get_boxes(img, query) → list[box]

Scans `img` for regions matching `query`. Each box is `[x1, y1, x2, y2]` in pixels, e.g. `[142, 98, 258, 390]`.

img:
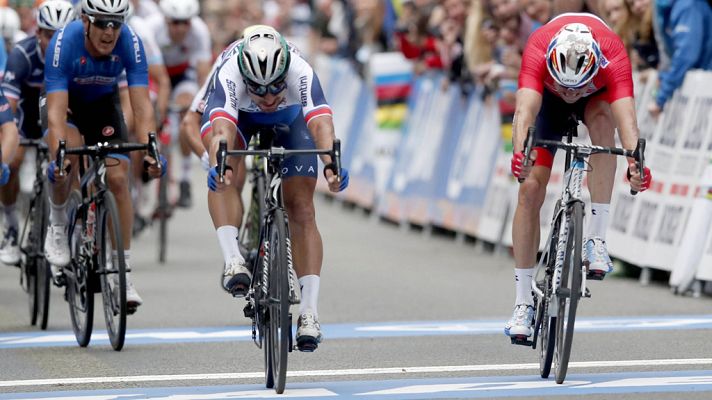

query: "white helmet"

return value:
[37, 0, 76, 31]
[82, 0, 130, 19]
[238, 25, 291, 86]
[0, 7, 20, 42]
[160, 0, 199, 20]
[546, 23, 601, 89]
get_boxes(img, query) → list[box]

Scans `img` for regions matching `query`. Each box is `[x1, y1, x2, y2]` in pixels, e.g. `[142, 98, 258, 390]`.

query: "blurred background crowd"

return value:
[0, 0, 710, 117]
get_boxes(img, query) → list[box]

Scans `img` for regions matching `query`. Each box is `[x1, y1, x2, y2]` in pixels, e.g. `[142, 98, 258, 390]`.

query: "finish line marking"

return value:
[1, 358, 712, 388]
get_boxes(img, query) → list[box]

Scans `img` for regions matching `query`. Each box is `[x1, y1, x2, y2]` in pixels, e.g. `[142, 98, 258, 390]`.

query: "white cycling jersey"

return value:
[128, 15, 163, 66]
[145, 14, 212, 81]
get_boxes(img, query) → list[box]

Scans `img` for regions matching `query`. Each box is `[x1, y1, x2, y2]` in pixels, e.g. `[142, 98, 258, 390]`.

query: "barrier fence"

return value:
[315, 53, 712, 293]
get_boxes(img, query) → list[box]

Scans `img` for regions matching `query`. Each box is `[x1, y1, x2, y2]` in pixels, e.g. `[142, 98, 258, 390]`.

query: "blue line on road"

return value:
[1, 314, 711, 349]
[2, 370, 712, 399]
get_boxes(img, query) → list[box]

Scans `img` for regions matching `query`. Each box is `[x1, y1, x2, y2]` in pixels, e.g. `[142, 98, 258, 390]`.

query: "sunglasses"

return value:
[87, 15, 124, 30]
[169, 19, 191, 26]
[245, 79, 287, 97]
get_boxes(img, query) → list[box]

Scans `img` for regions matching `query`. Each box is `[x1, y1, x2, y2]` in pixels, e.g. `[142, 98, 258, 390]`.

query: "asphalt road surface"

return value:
[1, 168, 711, 399]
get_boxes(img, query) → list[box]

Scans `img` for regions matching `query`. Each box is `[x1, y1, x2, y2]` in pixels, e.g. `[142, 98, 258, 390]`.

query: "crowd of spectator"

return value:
[0, 0, 708, 118]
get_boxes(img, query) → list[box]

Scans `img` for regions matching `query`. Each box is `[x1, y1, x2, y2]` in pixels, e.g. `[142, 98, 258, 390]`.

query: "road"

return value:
[0, 169, 711, 399]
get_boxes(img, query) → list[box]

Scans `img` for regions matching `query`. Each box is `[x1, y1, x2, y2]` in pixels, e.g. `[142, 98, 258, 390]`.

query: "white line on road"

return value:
[1, 358, 712, 388]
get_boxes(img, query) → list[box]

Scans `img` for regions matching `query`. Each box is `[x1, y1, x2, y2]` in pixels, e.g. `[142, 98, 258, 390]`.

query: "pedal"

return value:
[243, 303, 255, 319]
[127, 304, 138, 315]
[510, 335, 533, 346]
[584, 287, 592, 298]
[296, 336, 319, 352]
[586, 270, 606, 280]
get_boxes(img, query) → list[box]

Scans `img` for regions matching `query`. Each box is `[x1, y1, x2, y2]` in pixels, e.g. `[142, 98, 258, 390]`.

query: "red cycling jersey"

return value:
[518, 13, 634, 103]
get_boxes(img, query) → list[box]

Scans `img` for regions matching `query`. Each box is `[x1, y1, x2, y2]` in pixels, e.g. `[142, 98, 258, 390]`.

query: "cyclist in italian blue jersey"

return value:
[42, 0, 164, 310]
[0, 0, 75, 266]
[203, 25, 349, 351]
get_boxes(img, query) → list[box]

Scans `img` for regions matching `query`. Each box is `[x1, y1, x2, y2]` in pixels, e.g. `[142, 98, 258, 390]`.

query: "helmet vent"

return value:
[559, 53, 566, 73]
[575, 56, 585, 74]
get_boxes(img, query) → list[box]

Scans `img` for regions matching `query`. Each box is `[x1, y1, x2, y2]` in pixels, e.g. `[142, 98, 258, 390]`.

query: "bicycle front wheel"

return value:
[35, 183, 51, 330]
[538, 208, 564, 378]
[266, 208, 290, 394]
[553, 201, 584, 384]
[98, 192, 127, 351]
[66, 190, 94, 347]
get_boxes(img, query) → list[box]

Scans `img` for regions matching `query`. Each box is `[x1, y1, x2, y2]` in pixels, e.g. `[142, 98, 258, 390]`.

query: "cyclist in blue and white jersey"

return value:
[43, 0, 164, 310]
[203, 25, 349, 351]
[0, 89, 19, 197]
[0, 0, 75, 266]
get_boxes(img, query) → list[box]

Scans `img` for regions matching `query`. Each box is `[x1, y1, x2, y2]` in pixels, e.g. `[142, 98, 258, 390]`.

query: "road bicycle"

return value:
[516, 122, 645, 384]
[58, 133, 161, 351]
[216, 132, 342, 394]
[17, 139, 51, 329]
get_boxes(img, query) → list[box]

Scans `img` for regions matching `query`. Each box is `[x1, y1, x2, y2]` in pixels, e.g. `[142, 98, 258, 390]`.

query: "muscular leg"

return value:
[512, 163, 552, 269]
[584, 97, 617, 205]
[106, 158, 133, 249]
[283, 176, 321, 278]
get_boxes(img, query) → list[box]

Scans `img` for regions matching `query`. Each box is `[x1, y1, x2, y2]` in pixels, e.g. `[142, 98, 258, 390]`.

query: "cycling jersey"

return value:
[201, 44, 332, 147]
[518, 13, 634, 104]
[189, 39, 241, 114]
[44, 20, 148, 102]
[145, 15, 211, 84]
[128, 15, 164, 66]
[2, 35, 44, 138]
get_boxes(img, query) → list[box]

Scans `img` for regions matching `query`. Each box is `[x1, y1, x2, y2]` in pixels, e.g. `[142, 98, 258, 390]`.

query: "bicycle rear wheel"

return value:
[266, 208, 290, 394]
[157, 171, 169, 264]
[553, 201, 583, 384]
[98, 192, 127, 351]
[66, 190, 94, 347]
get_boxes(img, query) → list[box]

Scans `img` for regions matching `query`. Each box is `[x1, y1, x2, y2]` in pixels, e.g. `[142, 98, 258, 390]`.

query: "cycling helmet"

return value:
[238, 25, 290, 86]
[37, 0, 76, 31]
[0, 7, 20, 41]
[159, 0, 199, 20]
[546, 23, 601, 89]
[81, 0, 130, 18]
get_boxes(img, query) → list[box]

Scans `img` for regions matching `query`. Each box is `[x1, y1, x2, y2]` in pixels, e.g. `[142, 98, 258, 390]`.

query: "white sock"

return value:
[3, 204, 17, 229]
[49, 198, 68, 226]
[588, 203, 610, 240]
[515, 268, 534, 306]
[299, 275, 320, 318]
[181, 157, 192, 182]
[216, 225, 243, 265]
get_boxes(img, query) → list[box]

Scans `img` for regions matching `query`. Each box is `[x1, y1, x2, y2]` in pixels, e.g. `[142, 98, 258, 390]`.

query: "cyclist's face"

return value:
[37, 28, 55, 53]
[248, 91, 286, 113]
[555, 84, 587, 103]
[167, 18, 191, 43]
[82, 15, 122, 57]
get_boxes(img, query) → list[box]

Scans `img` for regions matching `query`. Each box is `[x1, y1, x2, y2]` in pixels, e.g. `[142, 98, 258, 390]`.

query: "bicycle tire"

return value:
[554, 201, 583, 384]
[21, 187, 42, 325]
[157, 171, 168, 264]
[539, 208, 564, 378]
[266, 208, 290, 394]
[66, 190, 94, 347]
[240, 172, 265, 261]
[98, 192, 127, 351]
[36, 184, 51, 330]
[27, 260, 38, 325]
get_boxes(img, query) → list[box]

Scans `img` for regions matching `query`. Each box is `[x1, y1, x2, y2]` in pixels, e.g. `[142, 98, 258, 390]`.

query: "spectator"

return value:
[649, 0, 712, 117]
[395, 0, 443, 74]
[518, 0, 551, 24]
[309, 0, 340, 56]
[628, 0, 658, 71]
[552, 0, 602, 15]
[463, 0, 497, 85]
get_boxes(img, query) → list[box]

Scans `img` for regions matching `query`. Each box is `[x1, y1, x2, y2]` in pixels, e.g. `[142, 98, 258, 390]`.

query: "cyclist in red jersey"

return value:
[505, 13, 652, 341]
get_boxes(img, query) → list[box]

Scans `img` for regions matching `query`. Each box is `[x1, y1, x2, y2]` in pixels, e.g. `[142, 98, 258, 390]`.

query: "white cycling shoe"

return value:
[296, 311, 322, 352]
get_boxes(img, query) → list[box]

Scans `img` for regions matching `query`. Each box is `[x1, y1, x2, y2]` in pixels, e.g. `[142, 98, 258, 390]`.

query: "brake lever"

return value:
[217, 139, 228, 183]
[630, 138, 646, 196]
[518, 127, 535, 183]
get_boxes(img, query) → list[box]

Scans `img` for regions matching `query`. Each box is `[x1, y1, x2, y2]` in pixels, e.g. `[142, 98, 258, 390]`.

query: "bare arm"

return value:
[307, 115, 336, 165]
[149, 63, 171, 124]
[46, 91, 69, 159]
[128, 86, 156, 143]
[196, 60, 212, 88]
[609, 96, 640, 154]
[512, 88, 543, 153]
[180, 110, 207, 157]
[119, 86, 134, 134]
